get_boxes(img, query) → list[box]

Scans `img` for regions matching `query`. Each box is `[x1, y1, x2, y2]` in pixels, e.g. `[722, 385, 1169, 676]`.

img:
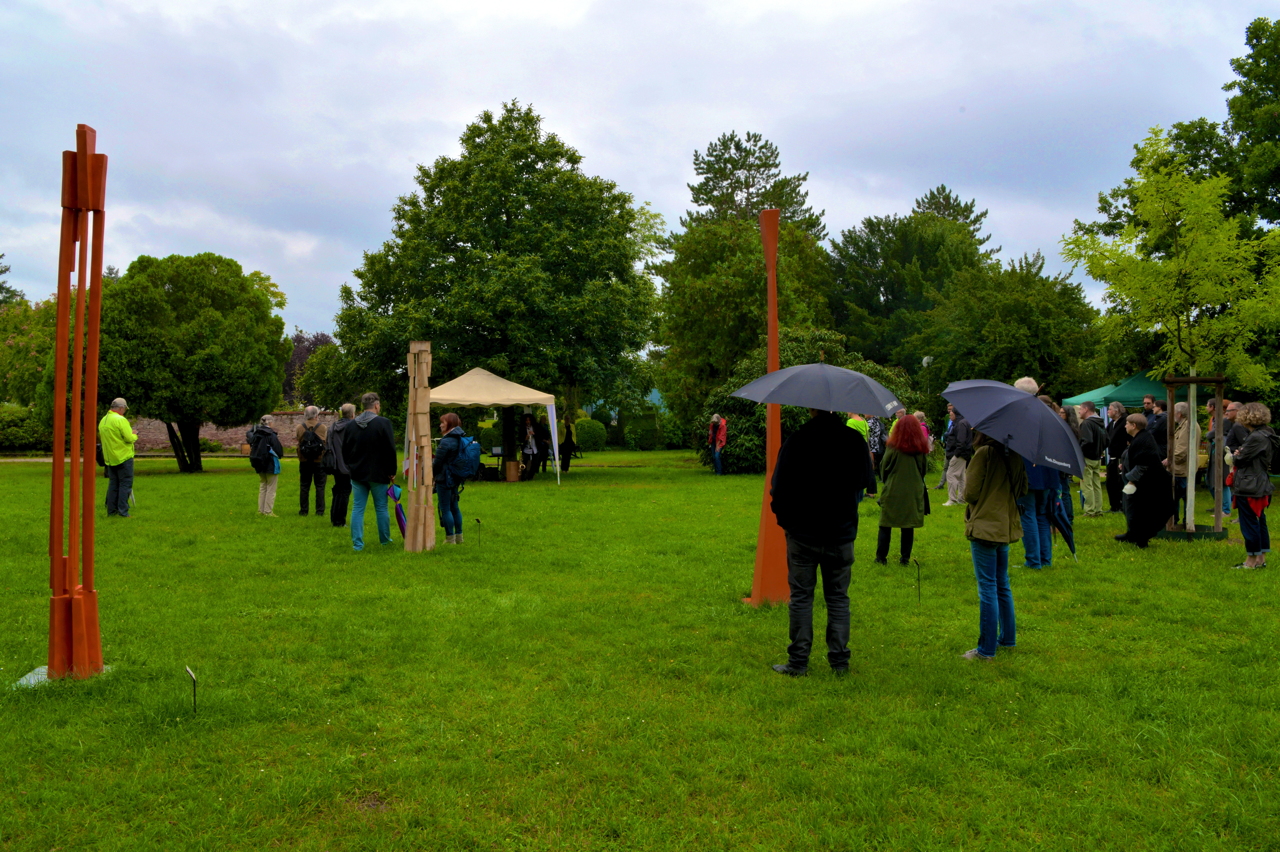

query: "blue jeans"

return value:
[1223, 484, 1233, 515]
[351, 480, 392, 550]
[784, 534, 853, 670]
[1018, 489, 1053, 568]
[712, 448, 723, 475]
[970, 539, 1016, 658]
[1059, 476, 1074, 523]
[437, 486, 462, 536]
[105, 458, 134, 517]
[1239, 500, 1270, 556]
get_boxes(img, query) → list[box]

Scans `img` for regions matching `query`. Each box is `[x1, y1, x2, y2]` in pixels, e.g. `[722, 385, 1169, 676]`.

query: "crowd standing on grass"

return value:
[296, 405, 328, 517]
[343, 392, 397, 551]
[98, 397, 138, 519]
[247, 414, 284, 516]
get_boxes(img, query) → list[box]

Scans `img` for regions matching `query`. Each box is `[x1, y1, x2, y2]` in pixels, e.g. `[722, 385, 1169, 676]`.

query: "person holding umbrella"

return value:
[962, 431, 1029, 660]
[875, 414, 930, 565]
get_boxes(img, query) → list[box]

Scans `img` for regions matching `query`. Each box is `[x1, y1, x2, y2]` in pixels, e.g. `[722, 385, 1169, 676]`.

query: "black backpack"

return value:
[247, 426, 273, 473]
[298, 424, 325, 463]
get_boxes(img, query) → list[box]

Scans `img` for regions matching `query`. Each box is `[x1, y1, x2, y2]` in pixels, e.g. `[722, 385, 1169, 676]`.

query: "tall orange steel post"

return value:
[744, 209, 789, 605]
[48, 125, 108, 680]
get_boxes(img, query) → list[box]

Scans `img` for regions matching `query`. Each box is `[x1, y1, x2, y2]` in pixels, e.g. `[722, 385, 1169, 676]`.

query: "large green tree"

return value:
[910, 253, 1101, 410]
[321, 102, 658, 422]
[829, 206, 990, 371]
[680, 131, 826, 240]
[652, 217, 833, 427]
[1062, 130, 1280, 391]
[97, 253, 290, 472]
[0, 293, 56, 405]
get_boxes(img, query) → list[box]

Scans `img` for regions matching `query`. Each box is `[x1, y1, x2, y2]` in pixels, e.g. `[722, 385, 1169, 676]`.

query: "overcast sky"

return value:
[1, 0, 1271, 333]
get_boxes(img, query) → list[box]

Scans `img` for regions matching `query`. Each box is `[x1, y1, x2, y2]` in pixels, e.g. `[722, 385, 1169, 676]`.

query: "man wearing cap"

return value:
[98, 398, 138, 518]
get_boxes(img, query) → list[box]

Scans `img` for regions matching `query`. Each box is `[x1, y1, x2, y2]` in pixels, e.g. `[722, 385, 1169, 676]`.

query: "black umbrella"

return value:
[941, 380, 1086, 477]
[731, 362, 902, 417]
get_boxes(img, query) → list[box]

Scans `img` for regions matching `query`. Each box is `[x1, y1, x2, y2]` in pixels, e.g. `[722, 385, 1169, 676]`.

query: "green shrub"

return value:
[0, 404, 52, 452]
[575, 418, 606, 452]
[657, 410, 692, 450]
[625, 413, 660, 451]
[199, 438, 223, 454]
[479, 426, 501, 454]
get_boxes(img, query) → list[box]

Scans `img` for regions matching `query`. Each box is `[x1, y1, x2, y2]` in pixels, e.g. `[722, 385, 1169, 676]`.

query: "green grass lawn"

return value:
[1, 450, 1277, 850]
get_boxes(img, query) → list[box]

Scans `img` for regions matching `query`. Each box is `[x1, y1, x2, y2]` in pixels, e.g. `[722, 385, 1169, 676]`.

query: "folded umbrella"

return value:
[387, 483, 407, 537]
[941, 380, 1085, 477]
[1046, 489, 1077, 559]
[731, 362, 902, 417]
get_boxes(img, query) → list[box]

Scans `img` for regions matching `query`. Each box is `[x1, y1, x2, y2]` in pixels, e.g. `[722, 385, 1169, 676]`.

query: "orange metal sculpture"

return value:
[744, 209, 789, 605]
[48, 124, 108, 679]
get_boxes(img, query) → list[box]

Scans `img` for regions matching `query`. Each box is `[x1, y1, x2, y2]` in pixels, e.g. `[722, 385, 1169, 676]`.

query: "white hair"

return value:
[260, 414, 274, 426]
[304, 405, 319, 419]
[1013, 377, 1038, 394]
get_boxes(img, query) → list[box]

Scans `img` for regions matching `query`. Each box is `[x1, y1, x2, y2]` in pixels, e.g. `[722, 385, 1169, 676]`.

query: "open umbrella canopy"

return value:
[731, 362, 902, 417]
[942, 380, 1086, 477]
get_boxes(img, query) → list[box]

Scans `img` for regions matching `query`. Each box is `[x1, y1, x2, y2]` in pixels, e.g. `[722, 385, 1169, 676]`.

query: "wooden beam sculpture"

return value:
[744, 209, 789, 605]
[49, 124, 108, 679]
[404, 341, 436, 552]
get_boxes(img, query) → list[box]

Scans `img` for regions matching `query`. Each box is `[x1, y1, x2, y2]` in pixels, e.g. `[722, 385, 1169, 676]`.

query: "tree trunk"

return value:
[166, 422, 193, 473]
[179, 420, 204, 472]
[502, 406, 517, 464]
[563, 385, 580, 445]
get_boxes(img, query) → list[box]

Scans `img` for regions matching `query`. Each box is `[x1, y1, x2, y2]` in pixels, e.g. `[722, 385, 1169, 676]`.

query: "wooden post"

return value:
[745, 209, 789, 606]
[403, 342, 435, 552]
[1214, 382, 1224, 533]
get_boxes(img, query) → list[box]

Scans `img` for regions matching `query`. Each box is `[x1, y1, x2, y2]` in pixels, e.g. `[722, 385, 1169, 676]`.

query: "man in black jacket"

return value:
[1077, 401, 1107, 517]
[1105, 401, 1130, 513]
[1148, 400, 1169, 459]
[769, 409, 873, 677]
[342, 392, 398, 551]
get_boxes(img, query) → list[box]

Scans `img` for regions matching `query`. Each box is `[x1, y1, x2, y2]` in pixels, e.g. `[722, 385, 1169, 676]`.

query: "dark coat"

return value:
[1107, 417, 1131, 462]
[1148, 411, 1168, 455]
[771, 412, 873, 545]
[878, 447, 927, 528]
[433, 426, 465, 488]
[325, 417, 353, 475]
[944, 418, 974, 460]
[343, 410, 397, 484]
[1233, 426, 1279, 498]
[1079, 415, 1107, 461]
[247, 425, 284, 475]
[1122, 429, 1173, 541]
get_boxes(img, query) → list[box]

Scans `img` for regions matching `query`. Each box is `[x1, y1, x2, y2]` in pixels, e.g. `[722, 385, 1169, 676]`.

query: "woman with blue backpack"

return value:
[434, 412, 467, 544]
[247, 414, 285, 516]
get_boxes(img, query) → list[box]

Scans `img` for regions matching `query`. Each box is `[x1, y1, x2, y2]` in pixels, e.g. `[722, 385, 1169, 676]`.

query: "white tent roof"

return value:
[429, 367, 554, 408]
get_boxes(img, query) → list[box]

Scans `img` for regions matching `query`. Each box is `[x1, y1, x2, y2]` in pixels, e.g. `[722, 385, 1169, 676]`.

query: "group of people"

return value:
[767, 378, 1278, 675]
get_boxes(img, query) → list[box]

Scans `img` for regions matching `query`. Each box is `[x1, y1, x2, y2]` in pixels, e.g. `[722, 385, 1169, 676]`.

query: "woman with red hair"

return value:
[875, 414, 931, 564]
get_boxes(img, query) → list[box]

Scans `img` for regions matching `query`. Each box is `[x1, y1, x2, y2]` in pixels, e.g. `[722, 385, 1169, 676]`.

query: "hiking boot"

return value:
[771, 663, 808, 677]
[455, 534, 464, 544]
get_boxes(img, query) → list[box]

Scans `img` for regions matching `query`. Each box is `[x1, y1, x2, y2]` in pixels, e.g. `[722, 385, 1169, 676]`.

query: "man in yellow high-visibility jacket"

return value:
[98, 398, 138, 518]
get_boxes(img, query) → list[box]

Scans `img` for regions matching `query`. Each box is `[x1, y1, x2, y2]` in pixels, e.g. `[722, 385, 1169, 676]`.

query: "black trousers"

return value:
[1105, 458, 1125, 512]
[300, 460, 327, 514]
[330, 472, 351, 526]
[785, 534, 853, 670]
[876, 526, 915, 563]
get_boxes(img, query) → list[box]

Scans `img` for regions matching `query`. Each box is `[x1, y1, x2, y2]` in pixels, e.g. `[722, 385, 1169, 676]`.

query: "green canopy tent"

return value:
[1101, 372, 1185, 408]
[1061, 383, 1119, 407]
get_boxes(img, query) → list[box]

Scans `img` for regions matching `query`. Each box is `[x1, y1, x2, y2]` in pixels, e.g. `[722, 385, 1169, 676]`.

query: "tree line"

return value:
[2, 17, 1278, 473]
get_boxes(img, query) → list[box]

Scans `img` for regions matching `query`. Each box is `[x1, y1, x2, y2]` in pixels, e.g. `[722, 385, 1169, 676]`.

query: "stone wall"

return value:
[133, 410, 341, 452]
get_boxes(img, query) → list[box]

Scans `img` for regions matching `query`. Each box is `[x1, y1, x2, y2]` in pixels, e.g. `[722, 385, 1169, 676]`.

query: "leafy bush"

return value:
[575, 418, 606, 452]
[199, 438, 223, 454]
[657, 409, 693, 450]
[479, 426, 501, 454]
[0, 403, 52, 452]
[625, 413, 660, 451]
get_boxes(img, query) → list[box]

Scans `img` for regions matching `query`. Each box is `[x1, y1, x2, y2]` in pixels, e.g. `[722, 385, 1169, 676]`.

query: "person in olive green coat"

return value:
[876, 414, 931, 565]
[961, 431, 1030, 660]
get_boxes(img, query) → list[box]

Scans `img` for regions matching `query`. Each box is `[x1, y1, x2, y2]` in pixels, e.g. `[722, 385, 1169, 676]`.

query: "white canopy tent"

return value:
[428, 367, 561, 484]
